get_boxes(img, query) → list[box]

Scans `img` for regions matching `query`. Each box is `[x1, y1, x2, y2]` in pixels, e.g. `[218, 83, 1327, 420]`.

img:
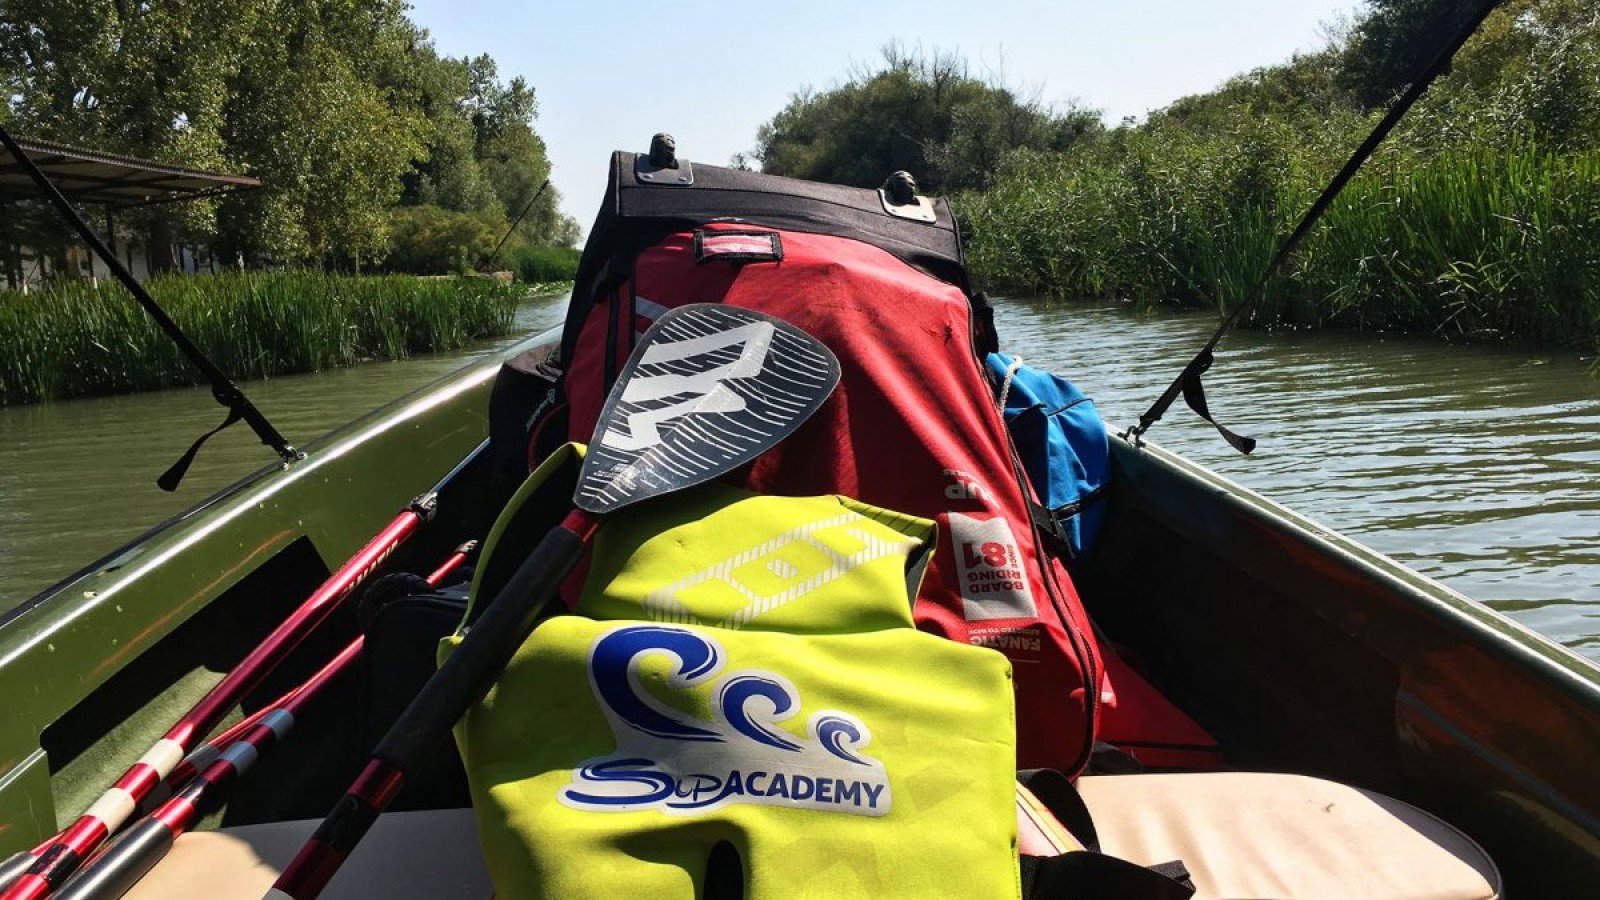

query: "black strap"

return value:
[1177, 349, 1256, 454]
[1027, 502, 1074, 560]
[155, 406, 243, 492]
[0, 125, 302, 488]
[1018, 769, 1100, 851]
[1021, 852, 1195, 900]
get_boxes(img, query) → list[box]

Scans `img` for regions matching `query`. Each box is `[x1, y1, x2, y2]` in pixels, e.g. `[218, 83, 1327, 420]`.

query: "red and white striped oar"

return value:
[51, 539, 480, 900]
[52, 640, 362, 900]
[0, 442, 487, 900]
[269, 304, 841, 899]
[133, 542, 476, 820]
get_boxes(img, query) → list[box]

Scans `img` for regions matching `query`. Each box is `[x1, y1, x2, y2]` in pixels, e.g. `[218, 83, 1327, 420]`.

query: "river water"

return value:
[2, 292, 1597, 663]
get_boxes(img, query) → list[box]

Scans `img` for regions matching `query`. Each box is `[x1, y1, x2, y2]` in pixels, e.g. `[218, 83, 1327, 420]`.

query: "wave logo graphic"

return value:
[560, 625, 890, 818]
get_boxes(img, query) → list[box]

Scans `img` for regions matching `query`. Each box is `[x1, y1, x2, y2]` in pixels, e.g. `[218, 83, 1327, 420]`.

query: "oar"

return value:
[267, 302, 841, 900]
[424, 541, 478, 586]
[0, 441, 490, 900]
[51, 640, 362, 900]
[51, 535, 487, 900]
[135, 541, 477, 818]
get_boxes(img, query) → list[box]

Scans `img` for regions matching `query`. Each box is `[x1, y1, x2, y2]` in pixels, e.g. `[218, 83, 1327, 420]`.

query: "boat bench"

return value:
[1076, 772, 1500, 900]
[123, 772, 1500, 899]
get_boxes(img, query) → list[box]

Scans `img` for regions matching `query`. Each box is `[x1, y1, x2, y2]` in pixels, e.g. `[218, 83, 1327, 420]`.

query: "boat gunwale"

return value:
[0, 327, 560, 636]
[1109, 429, 1600, 710]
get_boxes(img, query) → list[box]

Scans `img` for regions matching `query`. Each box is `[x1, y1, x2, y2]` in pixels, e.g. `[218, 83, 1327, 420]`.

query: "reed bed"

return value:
[0, 272, 522, 405]
[962, 136, 1600, 352]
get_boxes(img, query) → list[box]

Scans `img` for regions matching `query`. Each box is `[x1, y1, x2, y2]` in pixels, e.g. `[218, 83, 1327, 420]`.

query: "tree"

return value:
[752, 45, 1100, 195]
[1, 0, 577, 270]
[1337, 0, 1482, 108]
[386, 43, 575, 251]
[216, 0, 422, 266]
[1, 0, 259, 268]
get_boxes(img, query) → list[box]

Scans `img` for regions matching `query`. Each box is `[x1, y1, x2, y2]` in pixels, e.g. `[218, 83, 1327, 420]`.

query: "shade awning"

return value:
[0, 137, 261, 209]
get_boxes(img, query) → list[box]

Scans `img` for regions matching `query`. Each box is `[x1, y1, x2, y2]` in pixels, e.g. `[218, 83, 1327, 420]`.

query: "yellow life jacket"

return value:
[449, 444, 1020, 899]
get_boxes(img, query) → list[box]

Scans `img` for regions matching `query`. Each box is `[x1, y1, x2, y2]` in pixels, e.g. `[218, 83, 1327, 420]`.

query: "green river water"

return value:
[2, 291, 1596, 662]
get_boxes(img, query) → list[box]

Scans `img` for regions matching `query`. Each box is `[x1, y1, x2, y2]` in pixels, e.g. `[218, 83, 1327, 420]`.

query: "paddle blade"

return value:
[577, 303, 839, 514]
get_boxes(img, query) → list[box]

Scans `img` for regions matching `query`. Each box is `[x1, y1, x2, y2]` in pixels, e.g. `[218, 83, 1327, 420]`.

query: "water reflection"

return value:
[0, 292, 571, 605]
[993, 297, 1600, 660]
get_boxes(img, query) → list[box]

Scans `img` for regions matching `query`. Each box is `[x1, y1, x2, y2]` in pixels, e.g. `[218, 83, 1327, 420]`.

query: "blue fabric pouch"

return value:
[985, 352, 1111, 563]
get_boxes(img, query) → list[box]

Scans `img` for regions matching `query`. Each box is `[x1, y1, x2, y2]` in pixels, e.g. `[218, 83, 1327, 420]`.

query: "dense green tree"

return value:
[0, 0, 259, 267]
[214, 0, 422, 267]
[1337, 0, 1484, 108]
[752, 45, 1099, 194]
[1, 0, 576, 272]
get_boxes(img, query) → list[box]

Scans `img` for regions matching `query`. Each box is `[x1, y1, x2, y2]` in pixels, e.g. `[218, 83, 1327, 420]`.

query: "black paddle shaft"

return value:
[272, 304, 840, 900]
[372, 520, 587, 769]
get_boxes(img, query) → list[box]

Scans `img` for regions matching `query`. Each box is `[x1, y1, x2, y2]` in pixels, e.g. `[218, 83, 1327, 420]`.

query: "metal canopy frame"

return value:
[0, 137, 260, 209]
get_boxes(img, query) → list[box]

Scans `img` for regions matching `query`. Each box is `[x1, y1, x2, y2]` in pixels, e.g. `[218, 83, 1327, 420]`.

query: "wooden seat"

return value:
[122, 773, 1502, 899]
[1076, 772, 1502, 900]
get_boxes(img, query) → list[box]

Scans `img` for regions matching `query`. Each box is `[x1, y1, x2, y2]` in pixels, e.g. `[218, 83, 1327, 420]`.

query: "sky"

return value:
[406, 0, 1360, 233]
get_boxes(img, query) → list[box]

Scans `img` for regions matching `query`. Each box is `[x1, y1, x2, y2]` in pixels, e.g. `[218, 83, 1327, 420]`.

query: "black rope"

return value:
[1129, 0, 1507, 452]
[0, 124, 302, 489]
[478, 178, 551, 272]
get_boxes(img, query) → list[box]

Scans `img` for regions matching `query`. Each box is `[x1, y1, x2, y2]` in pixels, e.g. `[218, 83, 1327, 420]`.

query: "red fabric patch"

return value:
[694, 229, 783, 263]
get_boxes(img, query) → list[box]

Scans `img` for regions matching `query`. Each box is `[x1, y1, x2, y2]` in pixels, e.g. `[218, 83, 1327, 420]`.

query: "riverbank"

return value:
[0, 272, 556, 405]
[4, 294, 1593, 660]
[960, 137, 1600, 353]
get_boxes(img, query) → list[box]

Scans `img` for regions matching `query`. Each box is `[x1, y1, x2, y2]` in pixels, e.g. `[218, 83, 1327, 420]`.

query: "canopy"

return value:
[0, 137, 260, 209]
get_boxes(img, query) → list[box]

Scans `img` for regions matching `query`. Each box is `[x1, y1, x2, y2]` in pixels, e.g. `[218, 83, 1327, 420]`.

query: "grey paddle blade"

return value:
[575, 303, 839, 515]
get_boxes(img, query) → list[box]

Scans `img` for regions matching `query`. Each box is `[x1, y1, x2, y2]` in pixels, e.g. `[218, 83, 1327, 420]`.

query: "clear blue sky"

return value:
[407, 0, 1359, 233]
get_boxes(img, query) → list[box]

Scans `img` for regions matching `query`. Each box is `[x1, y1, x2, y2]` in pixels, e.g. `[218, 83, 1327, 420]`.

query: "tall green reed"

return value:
[963, 130, 1600, 353]
[0, 272, 523, 405]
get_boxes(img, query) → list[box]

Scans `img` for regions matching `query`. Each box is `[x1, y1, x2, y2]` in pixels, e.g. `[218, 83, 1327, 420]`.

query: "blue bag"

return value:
[984, 352, 1111, 563]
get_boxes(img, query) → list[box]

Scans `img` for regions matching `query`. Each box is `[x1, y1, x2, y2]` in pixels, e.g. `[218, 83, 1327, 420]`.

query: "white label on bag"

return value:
[949, 512, 1037, 620]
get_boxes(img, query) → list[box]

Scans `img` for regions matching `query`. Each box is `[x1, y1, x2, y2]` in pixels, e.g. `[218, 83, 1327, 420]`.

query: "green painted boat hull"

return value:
[0, 329, 553, 847]
[1, 329, 1597, 897]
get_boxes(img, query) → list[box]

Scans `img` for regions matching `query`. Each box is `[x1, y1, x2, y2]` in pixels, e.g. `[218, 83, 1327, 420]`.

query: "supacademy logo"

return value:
[560, 625, 891, 817]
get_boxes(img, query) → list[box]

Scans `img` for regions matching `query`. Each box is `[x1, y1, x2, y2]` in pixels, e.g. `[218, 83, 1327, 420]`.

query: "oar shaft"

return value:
[5, 441, 488, 900]
[269, 513, 593, 900]
[424, 541, 478, 587]
[53, 641, 362, 900]
[172, 512, 420, 748]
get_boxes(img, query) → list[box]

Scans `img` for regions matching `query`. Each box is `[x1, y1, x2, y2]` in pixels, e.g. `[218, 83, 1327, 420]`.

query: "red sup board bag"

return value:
[545, 149, 1101, 772]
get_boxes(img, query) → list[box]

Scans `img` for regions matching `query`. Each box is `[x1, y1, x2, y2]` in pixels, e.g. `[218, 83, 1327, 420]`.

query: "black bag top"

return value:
[565, 148, 970, 368]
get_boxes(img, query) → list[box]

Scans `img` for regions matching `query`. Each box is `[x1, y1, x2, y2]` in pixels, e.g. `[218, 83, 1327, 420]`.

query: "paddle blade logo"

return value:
[560, 625, 891, 818]
[576, 304, 840, 515]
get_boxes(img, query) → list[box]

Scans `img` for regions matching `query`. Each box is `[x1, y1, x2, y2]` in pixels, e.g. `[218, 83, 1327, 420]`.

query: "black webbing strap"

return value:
[1017, 769, 1196, 900]
[1128, 0, 1507, 454]
[1018, 769, 1100, 850]
[156, 403, 242, 491]
[1021, 852, 1195, 900]
[0, 124, 302, 489]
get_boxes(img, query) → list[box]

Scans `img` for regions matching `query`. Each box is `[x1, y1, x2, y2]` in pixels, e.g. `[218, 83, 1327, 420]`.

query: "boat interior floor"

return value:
[126, 772, 1500, 900]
